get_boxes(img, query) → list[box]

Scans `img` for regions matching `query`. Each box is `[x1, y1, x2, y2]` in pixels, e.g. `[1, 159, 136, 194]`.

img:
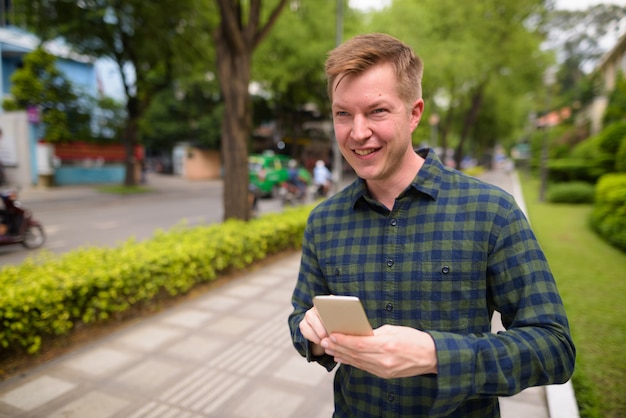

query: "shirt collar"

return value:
[349, 148, 442, 209]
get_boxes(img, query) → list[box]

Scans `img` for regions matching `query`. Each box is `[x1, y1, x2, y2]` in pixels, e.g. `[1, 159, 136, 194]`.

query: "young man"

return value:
[288, 33, 575, 417]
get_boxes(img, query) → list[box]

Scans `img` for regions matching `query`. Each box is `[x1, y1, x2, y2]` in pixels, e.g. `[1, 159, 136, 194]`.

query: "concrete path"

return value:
[0, 169, 578, 417]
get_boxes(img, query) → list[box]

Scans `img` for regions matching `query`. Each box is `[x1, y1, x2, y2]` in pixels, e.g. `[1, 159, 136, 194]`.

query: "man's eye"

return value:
[372, 108, 386, 114]
[336, 111, 349, 117]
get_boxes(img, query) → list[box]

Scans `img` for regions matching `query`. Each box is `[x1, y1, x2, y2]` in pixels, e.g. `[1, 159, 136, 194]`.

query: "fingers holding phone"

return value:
[299, 306, 329, 356]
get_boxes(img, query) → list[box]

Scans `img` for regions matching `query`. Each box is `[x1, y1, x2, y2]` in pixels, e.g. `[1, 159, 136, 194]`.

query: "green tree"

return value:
[213, 0, 288, 221]
[367, 0, 550, 165]
[2, 47, 91, 142]
[603, 72, 626, 126]
[546, 3, 626, 106]
[13, 0, 211, 186]
[140, 76, 224, 153]
[252, 0, 342, 160]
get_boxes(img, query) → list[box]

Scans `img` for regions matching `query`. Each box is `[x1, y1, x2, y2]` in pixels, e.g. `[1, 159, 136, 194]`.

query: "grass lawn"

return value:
[519, 172, 626, 418]
[96, 184, 154, 195]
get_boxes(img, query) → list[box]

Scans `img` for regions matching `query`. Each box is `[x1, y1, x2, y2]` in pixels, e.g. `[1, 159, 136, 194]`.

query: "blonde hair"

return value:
[325, 33, 423, 108]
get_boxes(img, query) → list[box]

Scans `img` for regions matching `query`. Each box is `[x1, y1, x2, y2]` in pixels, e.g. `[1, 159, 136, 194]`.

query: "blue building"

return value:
[0, 26, 97, 103]
[0, 25, 104, 188]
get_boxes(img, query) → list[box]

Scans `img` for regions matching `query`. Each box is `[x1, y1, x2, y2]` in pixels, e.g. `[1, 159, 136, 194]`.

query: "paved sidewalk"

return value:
[0, 169, 578, 417]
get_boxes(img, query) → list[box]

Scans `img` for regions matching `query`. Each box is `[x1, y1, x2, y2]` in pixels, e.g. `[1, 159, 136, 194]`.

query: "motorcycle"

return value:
[279, 181, 307, 206]
[0, 189, 46, 249]
[314, 180, 333, 199]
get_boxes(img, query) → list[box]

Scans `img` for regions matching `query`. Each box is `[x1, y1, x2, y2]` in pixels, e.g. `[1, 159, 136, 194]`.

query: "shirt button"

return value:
[386, 258, 394, 267]
[390, 218, 397, 226]
[442, 265, 450, 274]
[387, 392, 395, 402]
[386, 303, 393, 312]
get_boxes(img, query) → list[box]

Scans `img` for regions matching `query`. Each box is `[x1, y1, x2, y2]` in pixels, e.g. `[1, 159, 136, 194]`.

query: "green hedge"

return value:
[547, 182, 595, 204]
[590, 174, 626, 252]
[547, 159, 598, 183]
[0, 204, 314, 355]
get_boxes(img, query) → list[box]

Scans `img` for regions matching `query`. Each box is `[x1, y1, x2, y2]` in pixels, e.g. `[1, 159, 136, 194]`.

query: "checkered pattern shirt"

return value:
[288, 149, 575, 417]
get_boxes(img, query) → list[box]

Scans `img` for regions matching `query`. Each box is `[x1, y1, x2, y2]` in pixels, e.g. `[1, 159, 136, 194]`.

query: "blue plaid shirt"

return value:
[288, 149, 575, 417]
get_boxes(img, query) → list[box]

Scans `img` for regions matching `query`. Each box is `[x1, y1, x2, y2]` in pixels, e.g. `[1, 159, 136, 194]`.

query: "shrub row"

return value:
[590, 174, 626, 252]
[0, 204, 314, 355]
[547, 182, 595, 204]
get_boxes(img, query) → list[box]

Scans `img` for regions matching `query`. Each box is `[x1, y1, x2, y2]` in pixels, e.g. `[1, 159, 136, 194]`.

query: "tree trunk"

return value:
[123, 97, 140, 186]
[454, 87, 484, 169]
[216, 32, 253, 221]
[213, 0, 288, 221]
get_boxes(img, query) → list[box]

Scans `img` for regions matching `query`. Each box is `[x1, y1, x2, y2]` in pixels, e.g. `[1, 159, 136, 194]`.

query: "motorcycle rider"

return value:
[313, 160, 333, 197]
[286, 159, 307, 200]
[0, 190, 22, 236]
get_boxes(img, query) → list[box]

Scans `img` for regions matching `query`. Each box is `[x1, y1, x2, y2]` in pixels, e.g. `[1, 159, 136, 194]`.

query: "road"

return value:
[0, 176, 287, 267]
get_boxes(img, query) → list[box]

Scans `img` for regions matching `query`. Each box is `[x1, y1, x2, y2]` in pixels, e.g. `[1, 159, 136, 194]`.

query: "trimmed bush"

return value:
[547, 182, 595, 204]
[0, 204, 314, 355]
[547, 159, 597, 183]
[598, 121, 626, 155]
[590, 174, 626, 252]
[616, 138, 626, 172]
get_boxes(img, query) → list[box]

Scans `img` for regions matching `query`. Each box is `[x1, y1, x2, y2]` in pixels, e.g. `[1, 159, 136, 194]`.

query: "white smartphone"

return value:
[313, 295, 373, 336]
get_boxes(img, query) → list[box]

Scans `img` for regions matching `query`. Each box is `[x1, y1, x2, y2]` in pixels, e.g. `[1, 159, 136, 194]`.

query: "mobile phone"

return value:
[313, 295, 373, 336]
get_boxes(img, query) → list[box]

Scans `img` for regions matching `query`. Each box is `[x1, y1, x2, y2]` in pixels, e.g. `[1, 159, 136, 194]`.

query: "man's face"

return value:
[331, 63, 423, 184]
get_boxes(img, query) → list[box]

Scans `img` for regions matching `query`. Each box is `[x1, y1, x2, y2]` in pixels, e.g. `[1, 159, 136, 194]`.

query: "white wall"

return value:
[0, 111, 33, 188]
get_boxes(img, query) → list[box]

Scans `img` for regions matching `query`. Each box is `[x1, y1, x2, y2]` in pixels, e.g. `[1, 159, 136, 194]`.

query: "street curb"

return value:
[510, 171, 579, 418]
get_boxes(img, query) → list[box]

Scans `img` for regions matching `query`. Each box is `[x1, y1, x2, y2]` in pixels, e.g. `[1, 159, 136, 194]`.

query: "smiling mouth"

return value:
[354, 149, 377, 156]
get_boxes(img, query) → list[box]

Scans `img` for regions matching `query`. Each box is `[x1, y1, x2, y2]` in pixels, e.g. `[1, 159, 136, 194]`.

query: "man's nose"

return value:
[351, 114, 372, 141]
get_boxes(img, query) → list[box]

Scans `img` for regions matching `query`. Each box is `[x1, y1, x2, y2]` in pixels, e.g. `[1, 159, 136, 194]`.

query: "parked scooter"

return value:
[0, 189, 46, 249]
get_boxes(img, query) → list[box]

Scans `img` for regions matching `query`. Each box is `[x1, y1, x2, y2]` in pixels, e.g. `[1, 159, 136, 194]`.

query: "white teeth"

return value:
[354, 149, 375, 156]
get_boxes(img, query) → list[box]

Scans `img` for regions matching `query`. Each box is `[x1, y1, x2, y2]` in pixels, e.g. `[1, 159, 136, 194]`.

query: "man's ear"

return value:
[410, 99, 425, 132]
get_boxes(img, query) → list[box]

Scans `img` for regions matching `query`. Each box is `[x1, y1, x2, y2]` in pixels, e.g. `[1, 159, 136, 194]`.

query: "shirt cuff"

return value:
[305, 339, 337, 371]
[426, 331, 476, 416]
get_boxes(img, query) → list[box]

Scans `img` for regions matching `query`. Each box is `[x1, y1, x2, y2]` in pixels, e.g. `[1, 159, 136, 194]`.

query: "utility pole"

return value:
[539, 68, 556, 203]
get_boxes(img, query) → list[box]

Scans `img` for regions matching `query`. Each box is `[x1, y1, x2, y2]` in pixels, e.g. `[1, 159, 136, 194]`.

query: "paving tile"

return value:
[222, 283, 266, 298]
[204, 316, 256, 336]
[0, 375, 75, 411]
[114, 359, 182, 391]
[248, 272, 288, 287]
[238, 300, 284, 317]
[164, 335, 224, 361]
[47, 390, 130, 418]
[132, 368, 248, 416]
[194, 294, 241, 312]
[208, 341, 283, 377]
[65, 347, 140, 377]
[160, 309, 214, 328]
[113, 325, 184, 352]
[273, 355, 330, 386]
[232, 386, 304, 418]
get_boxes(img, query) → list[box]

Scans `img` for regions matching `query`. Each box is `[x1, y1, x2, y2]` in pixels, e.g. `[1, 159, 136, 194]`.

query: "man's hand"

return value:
[320, 325, 438, 379]
[299, 307, 329, 357]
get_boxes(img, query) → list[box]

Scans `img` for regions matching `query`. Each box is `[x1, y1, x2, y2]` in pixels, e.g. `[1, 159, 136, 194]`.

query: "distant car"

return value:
[249, 151, 311, 198]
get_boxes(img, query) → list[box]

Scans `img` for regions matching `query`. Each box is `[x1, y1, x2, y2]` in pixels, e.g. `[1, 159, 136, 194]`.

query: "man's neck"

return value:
[366, 152, 425, 210]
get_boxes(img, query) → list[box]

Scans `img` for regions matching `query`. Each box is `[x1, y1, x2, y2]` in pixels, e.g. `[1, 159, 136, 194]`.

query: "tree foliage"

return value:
[361, 0, 550, 165]
[2, 47, 92, 142]
[139, 76, 224, 152]
[603, 72, 626, 126]
[12, 0, 210, 185]
[545, 3, 626, 110]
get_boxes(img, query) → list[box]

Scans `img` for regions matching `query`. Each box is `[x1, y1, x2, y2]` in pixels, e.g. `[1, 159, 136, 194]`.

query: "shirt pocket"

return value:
[322, 263, 374, 303]
[410, 260, 486, 333]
